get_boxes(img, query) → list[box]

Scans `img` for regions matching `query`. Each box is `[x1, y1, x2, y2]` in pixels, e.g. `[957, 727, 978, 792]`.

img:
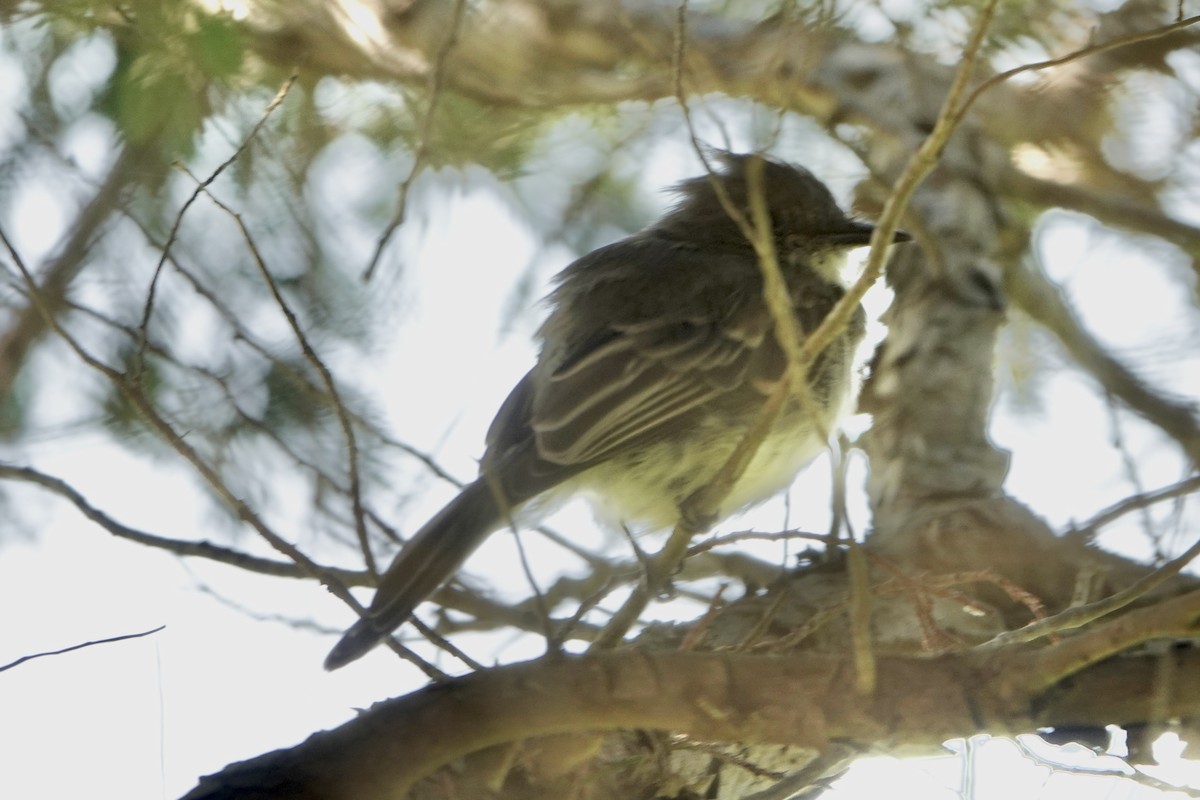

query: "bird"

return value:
[325, 152, 909, 670]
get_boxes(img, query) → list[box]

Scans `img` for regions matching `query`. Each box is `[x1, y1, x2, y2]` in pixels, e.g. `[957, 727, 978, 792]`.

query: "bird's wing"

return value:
[530, 294, 786, 465]
[485, 369, 536, 459]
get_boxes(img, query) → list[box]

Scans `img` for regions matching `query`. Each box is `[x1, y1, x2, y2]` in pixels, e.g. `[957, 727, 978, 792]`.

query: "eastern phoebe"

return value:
[325, 153, 908, 670]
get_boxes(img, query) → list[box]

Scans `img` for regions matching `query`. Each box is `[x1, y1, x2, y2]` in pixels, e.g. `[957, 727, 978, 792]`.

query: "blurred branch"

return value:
[687, 529, 829, 557]
[1024, 586, 1200, 690]
[0, 226, 365, 611]
[189, 178, 378, 578]
[363, 0, 468, 281]
[997, 167, 1200, 260]
[136, 73, 298, 376]
[1071, 473, 1200, 540]
[0, 144, 158, 400]
[954, 13, 1200, 130]
[1006, 262, 1200, 463]
[979, 531, 1200, 654]
[51, 292, 403, 546]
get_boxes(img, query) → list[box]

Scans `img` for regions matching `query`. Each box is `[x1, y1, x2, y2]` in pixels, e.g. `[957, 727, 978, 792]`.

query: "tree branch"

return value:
[179, 645, 1200, 800]
[1006, 261, 1200, 463]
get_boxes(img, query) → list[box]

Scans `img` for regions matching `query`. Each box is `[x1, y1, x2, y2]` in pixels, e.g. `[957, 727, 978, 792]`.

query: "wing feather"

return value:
[532, 299, 785, 465]
[485, 236, 832, 473]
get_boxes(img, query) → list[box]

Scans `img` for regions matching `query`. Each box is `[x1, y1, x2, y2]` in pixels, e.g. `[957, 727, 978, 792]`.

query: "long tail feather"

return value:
[324, 479, 502, 670]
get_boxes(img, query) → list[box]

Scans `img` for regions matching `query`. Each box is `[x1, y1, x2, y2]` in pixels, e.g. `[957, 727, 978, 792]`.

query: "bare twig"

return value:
[979, 532, 1200, 652]
[0, 461, 364, 584]
[1020, 587, 1200, 695]
[188, 178, 378, 578]
[1071, 474, 1200, 540]
[670, 738, 786, 780]
[0, 144, 154, 399]
[408, 617, 486, 673]
[376, 432, 467, 487]
[362, 0, 468, 281]
[0, 626, 165, 673]
[817, 0, 1001, 370]
[136, 73, 298, 377]
[953, 14, 1200, 130]
[734, 586, 792, 652]
[1007, 262, 1200, 463]
[686, 529, 829, 558]
[1107, 399, 1165, 560]
[740, 744, 857, 800]
[44, 292, 405, 547]
[805, 0, 1009, 690]
[508, 524, 556, 647]
[0, 226, 362, 614]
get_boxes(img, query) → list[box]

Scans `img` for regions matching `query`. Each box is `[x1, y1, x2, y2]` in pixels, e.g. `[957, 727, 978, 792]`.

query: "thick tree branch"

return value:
[181, 644, 1200, 800]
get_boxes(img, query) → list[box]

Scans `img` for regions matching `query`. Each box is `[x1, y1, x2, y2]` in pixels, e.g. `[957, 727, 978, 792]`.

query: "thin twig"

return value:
[0, 626, 165, 673]
[686, 529, 829, 557]
[408, 617, 486, 673]
[1107, 398, 1164, 560]
[509, 525, 556, 649]
[1071, 474, 1200, 540]
[1007, 262, 1200, 463]
[670, 738, 787, 781]
[0, 226, 362, 614]
[376, 433, 467, 487]
[734, 586, 791, 652]
[804, 0, 1002, 377]
[363, 0, 468, 282]
[978, 532, 1200, 651]
[953, 14, 1200, 131]
[740, 744, 857, 800]
[0, 462, 364, 584]
[135, 73, 297, 377]
[186, 177, 378, 579]
[548, 576, 622, 648]
[53, 292, 405, 547]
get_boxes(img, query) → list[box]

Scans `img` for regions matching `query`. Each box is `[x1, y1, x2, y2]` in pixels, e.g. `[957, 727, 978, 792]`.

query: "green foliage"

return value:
[101, 342, 163, 439]
[191, 10, 244, 78]
[395, 90, 546, 179]
[261, 359, 326, 431]
[92, 1, 248, 155]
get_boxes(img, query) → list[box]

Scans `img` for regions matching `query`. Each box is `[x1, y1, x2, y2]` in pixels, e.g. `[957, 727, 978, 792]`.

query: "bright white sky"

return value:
[1, 33, 1199, 800]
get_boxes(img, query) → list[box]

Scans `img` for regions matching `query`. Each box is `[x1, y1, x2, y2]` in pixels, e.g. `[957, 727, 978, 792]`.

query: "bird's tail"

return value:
[324, 478, 504, 671]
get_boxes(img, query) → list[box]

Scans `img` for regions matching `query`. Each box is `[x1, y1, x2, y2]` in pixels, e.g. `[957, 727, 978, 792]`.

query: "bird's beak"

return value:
[817, 221, 911, 247]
